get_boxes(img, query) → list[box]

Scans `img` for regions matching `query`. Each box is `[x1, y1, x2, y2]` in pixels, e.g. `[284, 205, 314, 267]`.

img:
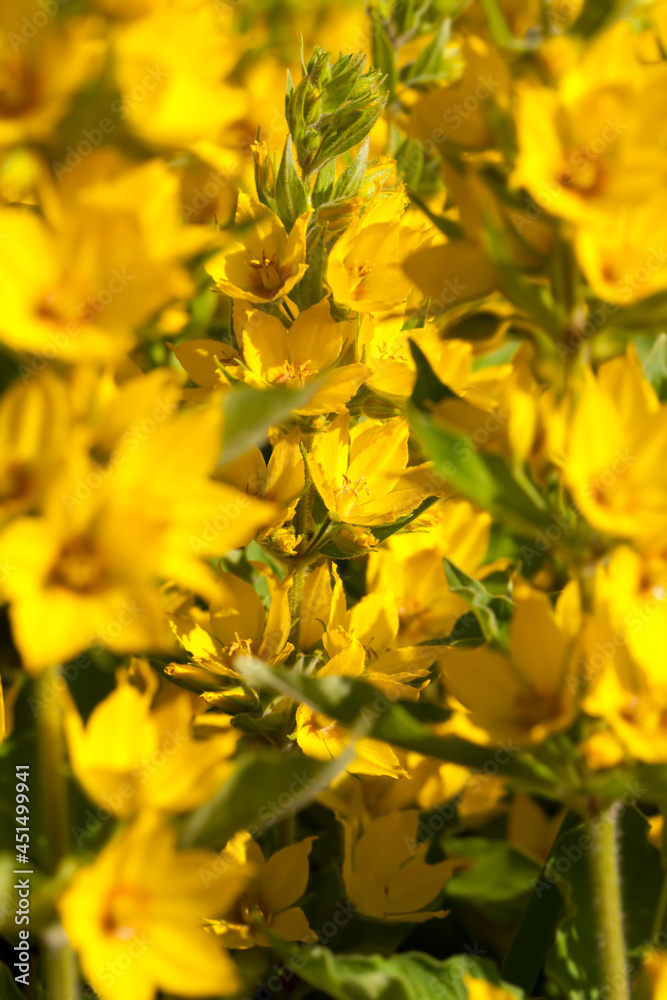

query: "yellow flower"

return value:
[308, 414, 435, 526]
[341, 810, 463, 921]
[511, 21, 667, 227]
[295, 638, 409, 779]
[0, 404, 274, 671]
[440, 581, 582, 745]
[232, 298, 366, 414]
[327, 191, 423, 314]
[0, 370, 69, 527]
[206, 194, 310, 303]
[0, 156, 213, 360]
[169, 565, 293, 683]
[463, 976, 519, 1000]
[207, 831, 316, 947]
[171, 338, 238, 400]
[324, 580, 436, 699]
[112, 1, 247, 146]
[63, 661, 237, 816]
[581, 618, 667, 763]
[508, 794, 566, 863]
[367, 499, 491, 644]
[357, 320, 502, 402]
[574, 198, 667, 305]
[564, 349, 667, 543]
[58, 812, 245, 1000]
[0, 8, 105, 147]
[401, 35, 510, 152]
[594, 544, 667, 690]
[217, 428, 305, 534]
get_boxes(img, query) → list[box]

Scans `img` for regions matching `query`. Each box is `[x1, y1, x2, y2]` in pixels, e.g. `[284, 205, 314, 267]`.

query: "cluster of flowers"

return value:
[3, 1, 667, 999]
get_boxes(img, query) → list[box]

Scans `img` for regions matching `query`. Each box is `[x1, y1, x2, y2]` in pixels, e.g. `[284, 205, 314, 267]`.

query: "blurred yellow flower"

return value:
[440, 581, 582, 745]
[59, 811, 245, 1000]
[63, 662, 237, 816]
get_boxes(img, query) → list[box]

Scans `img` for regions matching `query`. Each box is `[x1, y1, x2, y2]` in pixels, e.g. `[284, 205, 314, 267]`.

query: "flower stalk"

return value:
[588, 803, 629, 1000]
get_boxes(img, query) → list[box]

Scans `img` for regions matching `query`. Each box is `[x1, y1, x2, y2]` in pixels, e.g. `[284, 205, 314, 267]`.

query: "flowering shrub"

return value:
[2, 1, 667, 999]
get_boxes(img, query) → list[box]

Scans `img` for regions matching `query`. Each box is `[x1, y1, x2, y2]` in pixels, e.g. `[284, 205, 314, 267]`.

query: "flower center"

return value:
[248, 250, 283, 292]
[49, 536, 107, 594]
[273, 359, 317, 387]
[348, 259, 374, 279]
[333, 473, 370, 501]
[101, 885, 150, 940]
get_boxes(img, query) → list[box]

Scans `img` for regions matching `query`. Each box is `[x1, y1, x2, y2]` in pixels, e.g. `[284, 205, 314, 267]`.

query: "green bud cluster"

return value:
[286, 46, 387, 180]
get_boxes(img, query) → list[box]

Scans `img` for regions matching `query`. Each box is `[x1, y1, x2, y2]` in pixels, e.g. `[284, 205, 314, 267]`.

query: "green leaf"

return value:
[405, 17, 452, 86]
[570, 0, 630, 38]
[604, 288, 667, 330]
[409, 338, 460, 409]
[483, 217, 563, 338]
[371, 14, 399, 101]
[443, 837, 541, 924]
[179, 747, 352, 849]
[501, 810, 576, 992]
[291, 228, 328, 311]
[220, 383, 316, 463]
[332, 136, 370, 201]
[265, 942, 526, 1000]
[638, 332, 667, 401]
[443, 558, 513, 649]
[275, 136, 310, 232]
[311, 160, 337, 207]
[408, 190, 465, 240]
[236, 658, 559, 792]
[409, 406, 552, 537]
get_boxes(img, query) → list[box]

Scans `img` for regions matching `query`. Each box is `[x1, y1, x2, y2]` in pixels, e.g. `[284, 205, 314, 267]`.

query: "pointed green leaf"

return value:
[264, 941, 526, 1000]
[311, 160, 337, 207]
[371, 14, 399, 100]
[409, 406, 552, 537]
[409, 338, 459, 409]
[405, 17, 452, 86]
[179, 747, 350, 849]
[220, 382, 317, 463]
[332, 136, 370, 201]
[276, 135, 310, 232]
[638, 332, 667, 401]
[443, 558, 513, 648]
[236, 658, 560, 791]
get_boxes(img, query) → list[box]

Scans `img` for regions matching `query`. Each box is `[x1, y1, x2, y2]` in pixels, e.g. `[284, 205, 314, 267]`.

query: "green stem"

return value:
[588, 804, 629, 1000]
[300, 514, 331, 559]
[288, 561, 307, 658]
[42, 923, 80, 1000]
[36, 667, 69, 873]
